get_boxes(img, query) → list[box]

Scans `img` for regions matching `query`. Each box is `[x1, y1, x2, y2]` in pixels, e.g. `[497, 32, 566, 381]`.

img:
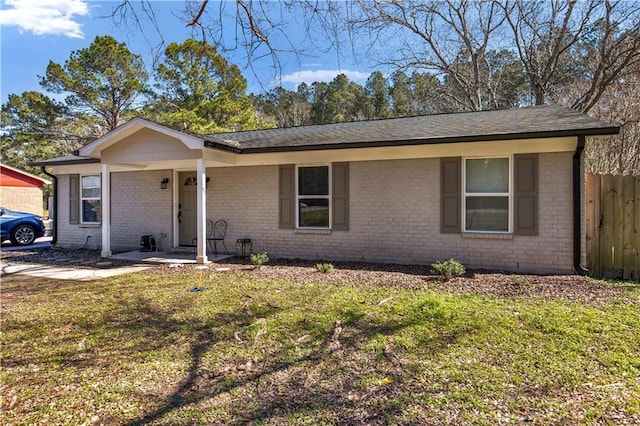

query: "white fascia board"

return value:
[231, 136, 578, 167]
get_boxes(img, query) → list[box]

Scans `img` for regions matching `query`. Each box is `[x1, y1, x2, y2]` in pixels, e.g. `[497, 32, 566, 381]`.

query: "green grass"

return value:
[2, 269, 639, 425]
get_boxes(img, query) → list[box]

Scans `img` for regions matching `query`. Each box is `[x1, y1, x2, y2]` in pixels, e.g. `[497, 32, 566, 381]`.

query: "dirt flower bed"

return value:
[206, 258, 637, 303]
[2, 246, 636, 302]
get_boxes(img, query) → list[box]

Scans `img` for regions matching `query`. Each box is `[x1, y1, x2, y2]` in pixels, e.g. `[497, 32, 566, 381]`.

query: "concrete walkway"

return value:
[0, 262, 153, 281]
[1, 251, 234, 281]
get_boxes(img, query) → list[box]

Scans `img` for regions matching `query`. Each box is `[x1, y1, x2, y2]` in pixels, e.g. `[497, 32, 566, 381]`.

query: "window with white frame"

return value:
[297, 165, 330, 228]
[464, 157, 510, 232]
[81, 175, 101, 224]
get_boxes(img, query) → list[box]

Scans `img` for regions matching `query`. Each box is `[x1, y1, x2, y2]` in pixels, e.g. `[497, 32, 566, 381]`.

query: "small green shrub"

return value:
[431, 258, 466, 281]
[250, 252, 269, 267]
[315, 262, 335, 274]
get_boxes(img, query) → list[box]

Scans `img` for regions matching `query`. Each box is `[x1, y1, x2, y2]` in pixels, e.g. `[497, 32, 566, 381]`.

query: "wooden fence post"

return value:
[633, 176, 640, 281]
[585, 174, 600, 276]
[613, 175, 625, 277]
[622, 176, 635, 280]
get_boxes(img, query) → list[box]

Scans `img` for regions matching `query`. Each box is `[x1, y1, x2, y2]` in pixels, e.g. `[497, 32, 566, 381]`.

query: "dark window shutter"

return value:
[332, 162, 349, 231]
[514, 154, 538, 235]
[441, 157, 461, 233]
[279, 164, 295, 229]
[69, 174, 79, 225]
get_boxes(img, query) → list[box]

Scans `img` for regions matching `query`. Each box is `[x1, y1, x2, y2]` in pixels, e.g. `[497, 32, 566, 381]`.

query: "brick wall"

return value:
[1, 186, 44, 215]
[56, 171, 173, 251]
[56, 174, 102, 249]
[110, 170, 173, 251]
[206, 152, 574, 274]
[55, 151, 575, 273]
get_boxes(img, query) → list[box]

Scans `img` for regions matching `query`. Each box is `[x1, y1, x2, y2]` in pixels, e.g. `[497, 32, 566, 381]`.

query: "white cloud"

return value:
[279, 69, 371, 87]
[0, 0, 89, 38]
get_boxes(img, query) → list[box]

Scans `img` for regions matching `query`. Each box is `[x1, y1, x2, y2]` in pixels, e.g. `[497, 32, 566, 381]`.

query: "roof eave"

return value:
[203, 140, 243, 154]
[31, 157, 101, 167]
[235, 126, 621, 154]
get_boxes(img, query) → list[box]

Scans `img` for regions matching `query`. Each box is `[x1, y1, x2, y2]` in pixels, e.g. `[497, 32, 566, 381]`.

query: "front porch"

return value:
[73, 120, 236, 265]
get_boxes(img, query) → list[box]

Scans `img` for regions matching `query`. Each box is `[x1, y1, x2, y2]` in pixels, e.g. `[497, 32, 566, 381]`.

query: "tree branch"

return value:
[187, 0, 209, 27]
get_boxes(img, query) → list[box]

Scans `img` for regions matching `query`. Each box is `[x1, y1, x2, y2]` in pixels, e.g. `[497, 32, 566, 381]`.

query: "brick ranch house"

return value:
[0, 164, 51, 215]
[33, 104, 618, 274]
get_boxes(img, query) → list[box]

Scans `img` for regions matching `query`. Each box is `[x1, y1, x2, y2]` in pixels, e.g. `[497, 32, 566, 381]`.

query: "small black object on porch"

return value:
[236, 238, 252, 258]
[139, 235, 157, 252]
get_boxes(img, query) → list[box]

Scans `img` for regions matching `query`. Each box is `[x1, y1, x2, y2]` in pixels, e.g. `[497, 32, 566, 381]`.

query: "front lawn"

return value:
[2, 264, 639, 425]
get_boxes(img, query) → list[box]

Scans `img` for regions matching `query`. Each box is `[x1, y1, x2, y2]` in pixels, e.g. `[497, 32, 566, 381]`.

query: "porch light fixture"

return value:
[160, 177, 169, 189]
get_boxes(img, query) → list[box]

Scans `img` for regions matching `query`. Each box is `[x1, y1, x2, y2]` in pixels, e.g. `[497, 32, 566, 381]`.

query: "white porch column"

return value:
[196, 158, 208, 264]
[101, 163, 111, 258]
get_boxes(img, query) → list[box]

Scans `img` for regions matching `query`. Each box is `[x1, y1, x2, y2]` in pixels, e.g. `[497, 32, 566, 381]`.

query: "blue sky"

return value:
[0, 0, 375, 104]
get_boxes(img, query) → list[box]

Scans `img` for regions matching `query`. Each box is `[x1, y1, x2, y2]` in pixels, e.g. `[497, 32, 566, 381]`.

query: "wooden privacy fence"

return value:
[585, 173, 640, 280]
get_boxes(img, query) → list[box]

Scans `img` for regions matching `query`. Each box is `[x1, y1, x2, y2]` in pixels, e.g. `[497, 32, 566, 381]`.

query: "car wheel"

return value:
[10, 224, 37, 246]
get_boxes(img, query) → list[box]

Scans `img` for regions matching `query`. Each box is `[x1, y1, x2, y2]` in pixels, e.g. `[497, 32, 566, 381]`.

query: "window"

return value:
[464, 157, 510, 232]
[280, 163, 348, 231]
[81, 175, 101, 224]
[297, 165, 330, 228]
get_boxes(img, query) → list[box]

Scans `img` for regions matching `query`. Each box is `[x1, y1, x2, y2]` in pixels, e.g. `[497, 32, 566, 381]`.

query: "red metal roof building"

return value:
[0, 164, 51, 215]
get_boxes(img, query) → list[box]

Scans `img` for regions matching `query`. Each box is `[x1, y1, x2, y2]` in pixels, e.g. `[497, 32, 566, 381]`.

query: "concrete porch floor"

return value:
[110, 250, 234, 264]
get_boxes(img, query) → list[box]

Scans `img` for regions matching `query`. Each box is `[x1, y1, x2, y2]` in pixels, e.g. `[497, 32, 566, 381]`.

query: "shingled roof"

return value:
[204, 104, 618, 153]
[32, 104, 619, 167]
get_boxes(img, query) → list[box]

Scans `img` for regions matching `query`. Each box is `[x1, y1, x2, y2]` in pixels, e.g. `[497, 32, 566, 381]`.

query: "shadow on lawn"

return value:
[127, 297, 473, 425]
[2, 273, 473, 424]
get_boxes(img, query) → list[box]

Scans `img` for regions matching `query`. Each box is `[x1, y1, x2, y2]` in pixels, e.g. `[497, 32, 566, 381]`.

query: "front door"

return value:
[178, 172, 198, 246]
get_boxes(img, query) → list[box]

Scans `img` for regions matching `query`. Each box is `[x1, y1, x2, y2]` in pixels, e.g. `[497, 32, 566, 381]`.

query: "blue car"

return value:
[0, 207, 46, 246]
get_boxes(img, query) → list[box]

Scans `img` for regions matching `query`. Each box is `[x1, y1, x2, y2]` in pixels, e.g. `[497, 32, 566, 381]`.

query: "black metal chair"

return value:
[206, 219, 229, 255]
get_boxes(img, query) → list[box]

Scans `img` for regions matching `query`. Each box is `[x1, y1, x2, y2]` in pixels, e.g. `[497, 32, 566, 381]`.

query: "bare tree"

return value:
[110, 1, 639, 112]
[110, 0, 346, 89]
[580, 63, 640, 175]
[569, 2, 640, 113]
[347, 0, 511, 111]
[500, 0, 640, 112]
